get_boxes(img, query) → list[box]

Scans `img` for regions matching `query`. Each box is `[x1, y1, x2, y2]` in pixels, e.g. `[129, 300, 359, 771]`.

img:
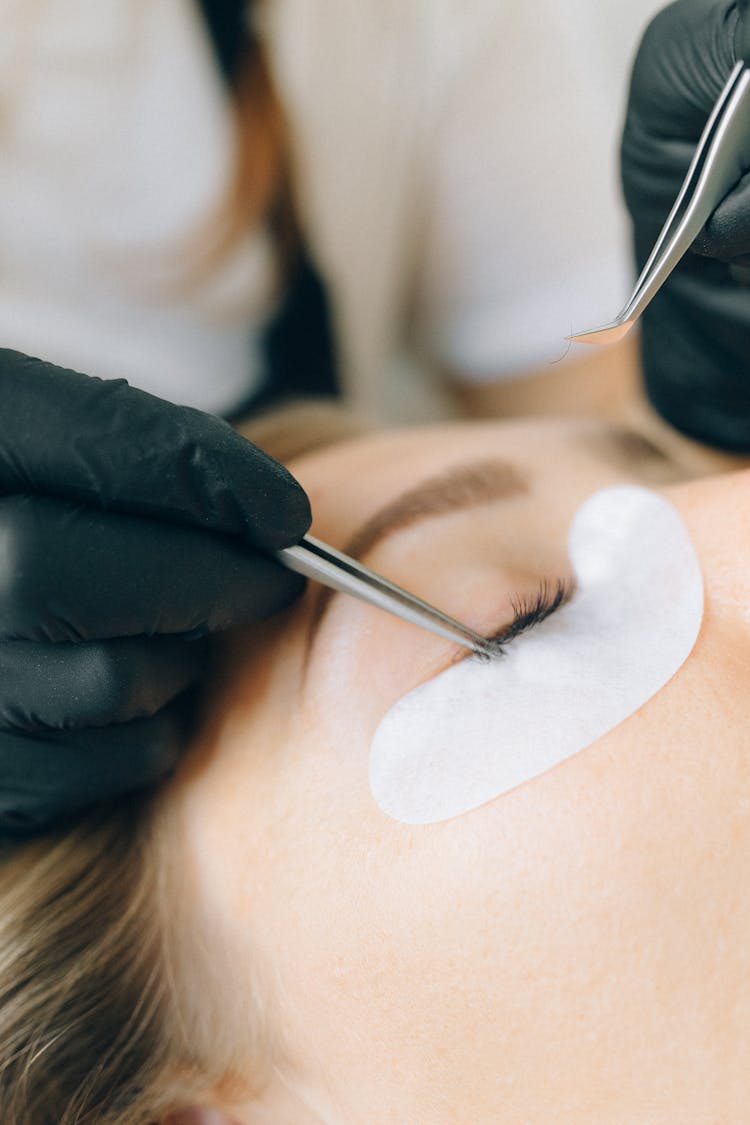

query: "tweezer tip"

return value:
[472, 638, 505, 662]
[566, 320, 634, 346]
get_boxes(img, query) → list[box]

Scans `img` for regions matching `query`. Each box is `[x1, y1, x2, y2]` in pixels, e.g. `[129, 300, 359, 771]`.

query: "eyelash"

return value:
[476, 577, 574, 661]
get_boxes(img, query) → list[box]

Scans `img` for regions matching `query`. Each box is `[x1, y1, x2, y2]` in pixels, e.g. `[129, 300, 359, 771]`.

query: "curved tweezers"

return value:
[570, 61, 750, 345]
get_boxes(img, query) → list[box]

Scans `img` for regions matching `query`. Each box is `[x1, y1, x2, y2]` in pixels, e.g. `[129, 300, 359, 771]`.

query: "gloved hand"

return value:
[621, 0, 750, 449]
[0, 349, 311, 834]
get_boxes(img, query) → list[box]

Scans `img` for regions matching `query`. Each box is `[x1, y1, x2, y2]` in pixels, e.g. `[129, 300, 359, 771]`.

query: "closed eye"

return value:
[473, 577, 575, 662]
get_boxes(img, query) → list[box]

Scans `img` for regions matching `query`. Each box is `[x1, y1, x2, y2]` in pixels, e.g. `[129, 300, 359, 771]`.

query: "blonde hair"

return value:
[0, 791, 277, 1124]
[0, 401, 367, 1123]
[0, 801, 177, 1124]
[236, 398, 371, 462]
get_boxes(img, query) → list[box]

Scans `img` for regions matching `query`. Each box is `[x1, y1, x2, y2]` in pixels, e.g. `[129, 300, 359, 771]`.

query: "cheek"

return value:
[266, 680, 750, 1119]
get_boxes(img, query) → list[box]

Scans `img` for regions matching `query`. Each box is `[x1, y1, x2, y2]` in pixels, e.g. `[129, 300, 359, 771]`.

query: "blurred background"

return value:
[0, 0, 666, 424]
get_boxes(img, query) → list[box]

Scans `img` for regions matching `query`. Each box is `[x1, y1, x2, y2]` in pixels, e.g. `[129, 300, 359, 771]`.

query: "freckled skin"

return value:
[173, 419, 750, 1125]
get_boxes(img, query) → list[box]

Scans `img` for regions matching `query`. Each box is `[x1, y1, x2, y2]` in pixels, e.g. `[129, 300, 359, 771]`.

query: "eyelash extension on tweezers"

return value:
[475, 578, 574, 661]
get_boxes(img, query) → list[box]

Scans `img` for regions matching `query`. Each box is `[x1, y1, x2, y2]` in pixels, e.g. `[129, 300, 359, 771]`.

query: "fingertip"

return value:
[738, 0, 750, 59]
[241, 440, 312, 549]
[268, 477, 312, 550]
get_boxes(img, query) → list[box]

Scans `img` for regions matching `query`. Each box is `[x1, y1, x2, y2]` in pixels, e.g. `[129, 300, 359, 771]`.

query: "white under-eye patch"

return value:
[369, 485, 704, 825]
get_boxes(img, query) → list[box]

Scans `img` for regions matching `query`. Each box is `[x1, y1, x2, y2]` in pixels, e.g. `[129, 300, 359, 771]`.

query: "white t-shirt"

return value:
[0, 0, 276, 414]
[0, 0, 663, 418]
[264, 0, 665, 419]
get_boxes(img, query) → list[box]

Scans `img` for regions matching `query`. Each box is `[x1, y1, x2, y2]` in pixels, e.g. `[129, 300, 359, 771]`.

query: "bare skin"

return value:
[449, 336, 642, 424]
[171, 416, 750, 1124]
[450, 333, 750, 479]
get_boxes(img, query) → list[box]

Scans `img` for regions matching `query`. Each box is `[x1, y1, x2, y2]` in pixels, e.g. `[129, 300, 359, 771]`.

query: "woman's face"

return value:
[175, 418, 750, 1124]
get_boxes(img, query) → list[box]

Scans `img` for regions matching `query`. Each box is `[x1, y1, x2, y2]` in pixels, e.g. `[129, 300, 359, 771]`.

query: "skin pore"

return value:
[171, 416, 750, 1124]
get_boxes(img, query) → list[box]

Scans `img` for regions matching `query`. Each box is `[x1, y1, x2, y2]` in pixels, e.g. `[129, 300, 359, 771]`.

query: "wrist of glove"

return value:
[622, 0, 750, 450]
[0, 349, 311, 834]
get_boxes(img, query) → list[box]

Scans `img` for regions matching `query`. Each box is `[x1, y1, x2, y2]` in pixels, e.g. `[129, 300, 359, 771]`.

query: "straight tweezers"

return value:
[276, 535, 493, 657]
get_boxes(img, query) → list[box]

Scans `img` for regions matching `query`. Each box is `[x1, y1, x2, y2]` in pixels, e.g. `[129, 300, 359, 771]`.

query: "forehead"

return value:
[288, 419, 593, 535]
[287, 416, 687, 553]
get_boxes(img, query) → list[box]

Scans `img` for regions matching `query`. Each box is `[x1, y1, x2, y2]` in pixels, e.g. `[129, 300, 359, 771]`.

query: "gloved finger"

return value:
[696, 0, 750, 261]
[623, 0, 750, 263]
[626, 0, 737, 141]
[622, 119, 697, 239]
[0, 693, 193, 835]
[693, 167, 750, 259]
[736, 0, 750, 62]
[0, 494, 305, 642]
[0, 636, 207, 731]
[0, 349, 310, 550]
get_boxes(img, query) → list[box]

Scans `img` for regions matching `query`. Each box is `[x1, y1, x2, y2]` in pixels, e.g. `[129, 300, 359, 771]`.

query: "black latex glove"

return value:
[621, 0, 750, 449]
[0, 349, 311, 834]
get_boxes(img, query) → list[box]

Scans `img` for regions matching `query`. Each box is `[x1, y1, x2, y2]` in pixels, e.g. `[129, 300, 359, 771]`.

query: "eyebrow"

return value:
[306, 457, 528, 648]
[583, 424, 676, 472]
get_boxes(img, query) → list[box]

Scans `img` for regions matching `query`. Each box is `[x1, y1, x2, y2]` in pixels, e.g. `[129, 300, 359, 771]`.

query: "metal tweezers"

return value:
[569, 60, 750, 345]
[276, 535, 494, 657]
